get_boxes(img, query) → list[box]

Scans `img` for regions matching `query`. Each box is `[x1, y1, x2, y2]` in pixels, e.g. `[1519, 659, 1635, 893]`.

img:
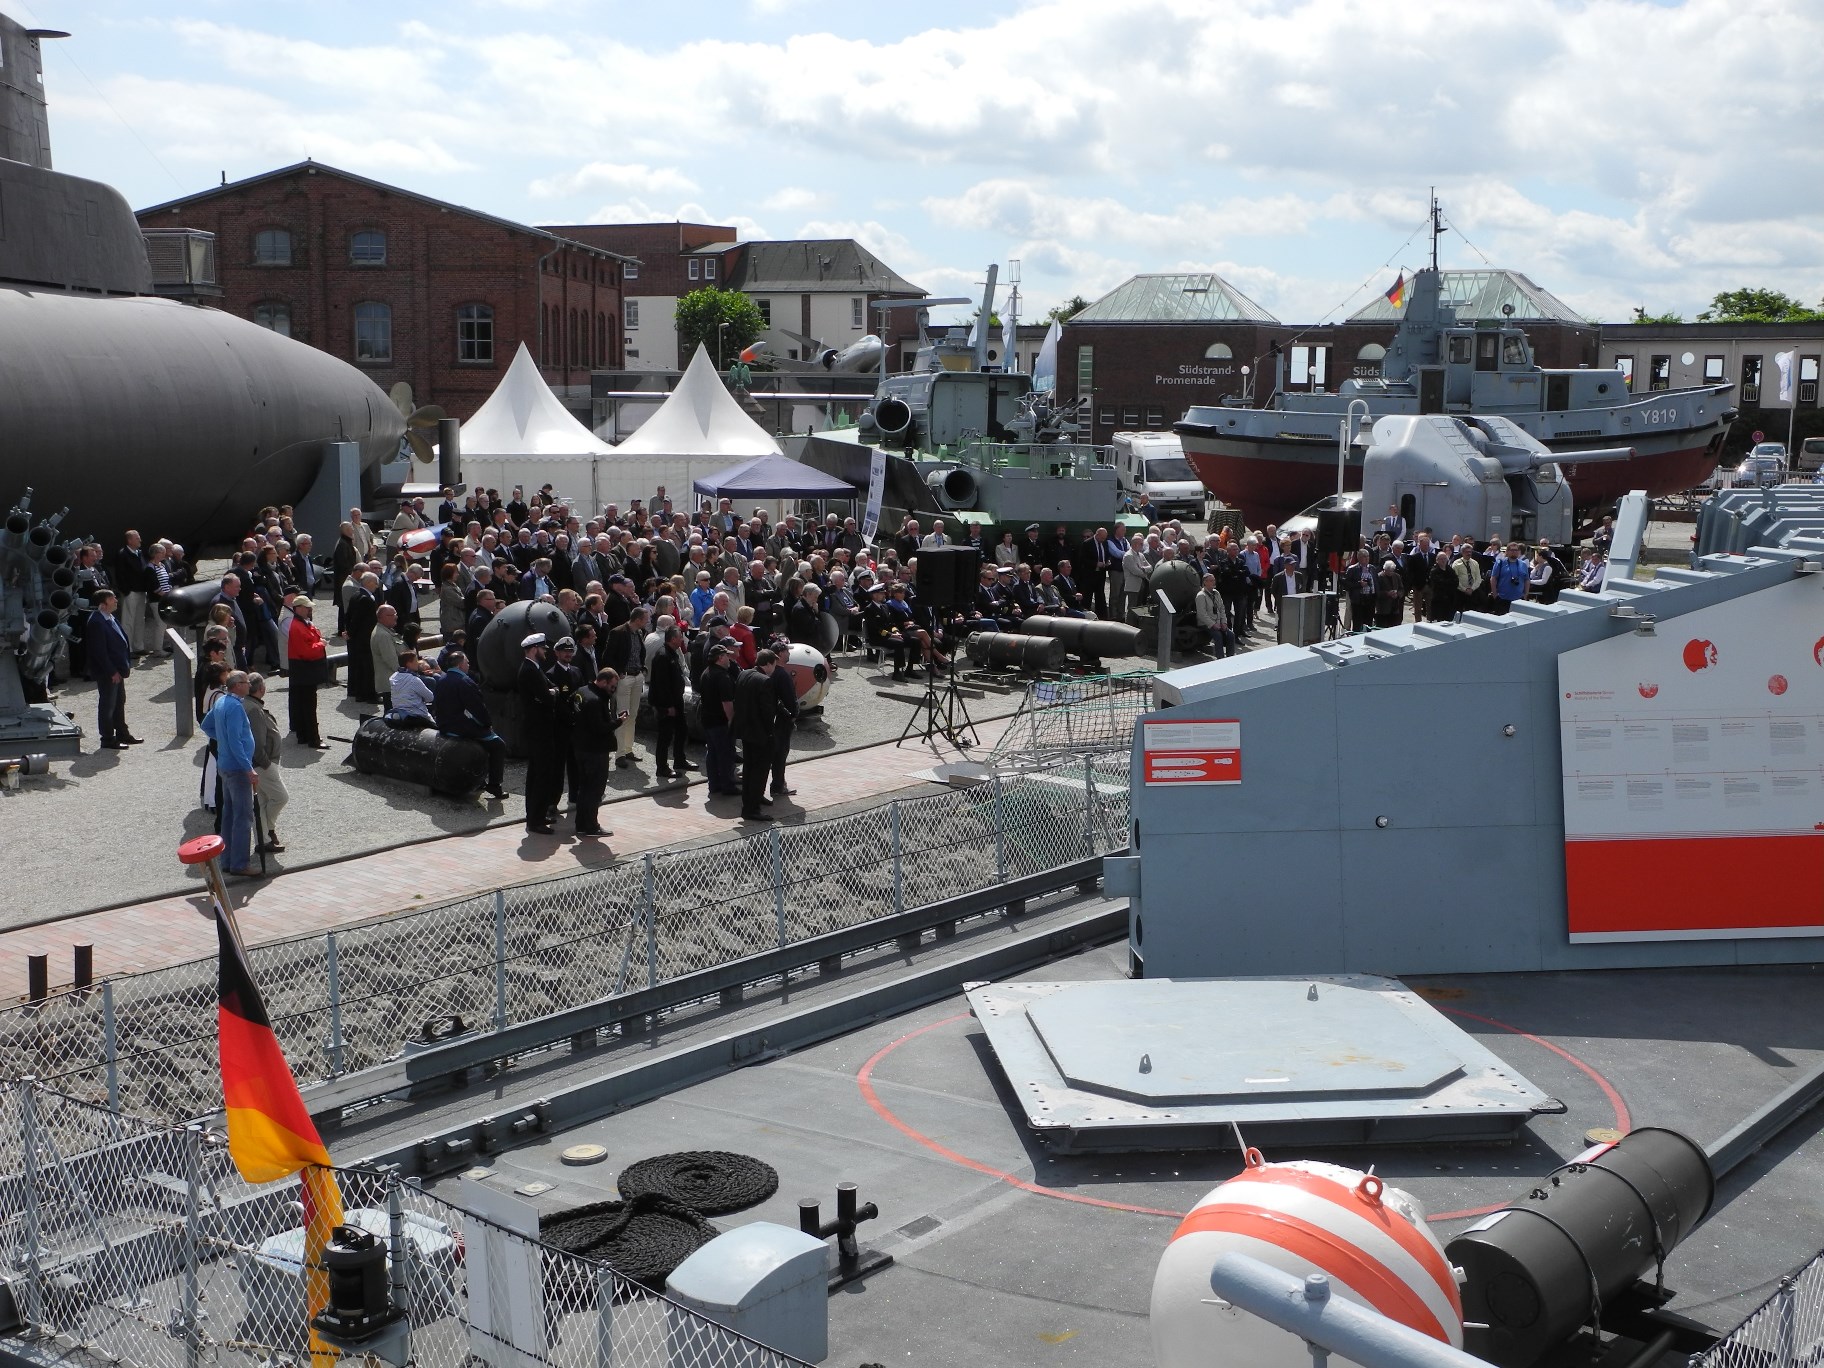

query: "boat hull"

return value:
[1180, 409, 1730, 529]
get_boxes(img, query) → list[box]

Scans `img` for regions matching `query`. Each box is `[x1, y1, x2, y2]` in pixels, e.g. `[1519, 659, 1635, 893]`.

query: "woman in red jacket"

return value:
[286, 596, 330, 748]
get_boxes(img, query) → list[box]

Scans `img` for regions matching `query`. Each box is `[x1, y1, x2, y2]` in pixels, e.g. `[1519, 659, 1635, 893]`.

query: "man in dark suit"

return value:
[517, 634, 561, 833]
[114, 532, 150, 654]
[288, 534, 322, 599]
[1079, 527, 1115, 618]
[86, 589, 139, 749]
[212, 573, 252, 669]
[733, 649, 781, 820]
[344, 573, 380, 701]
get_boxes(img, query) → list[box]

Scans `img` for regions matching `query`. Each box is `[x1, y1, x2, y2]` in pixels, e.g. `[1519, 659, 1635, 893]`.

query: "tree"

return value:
[1046, 294, 1089, 324]
[1696, 287, 1824, 323]
[674, 288, 765, 368]
[1630, 306, 1684, 324]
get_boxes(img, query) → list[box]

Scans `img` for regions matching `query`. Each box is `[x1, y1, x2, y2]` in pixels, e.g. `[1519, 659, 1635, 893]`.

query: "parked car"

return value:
[1797, 436, 1824, 474]
[1733, 449, 1789, 487]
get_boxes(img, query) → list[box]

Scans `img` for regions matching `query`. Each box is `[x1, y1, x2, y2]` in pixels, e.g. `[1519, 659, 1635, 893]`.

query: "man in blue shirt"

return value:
[1490, 541, 1531, 614]
[201, 670, 260, 875]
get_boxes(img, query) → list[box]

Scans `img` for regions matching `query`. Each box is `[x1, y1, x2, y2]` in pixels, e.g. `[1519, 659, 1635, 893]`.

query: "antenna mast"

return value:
[1429, 189, 1444, 272]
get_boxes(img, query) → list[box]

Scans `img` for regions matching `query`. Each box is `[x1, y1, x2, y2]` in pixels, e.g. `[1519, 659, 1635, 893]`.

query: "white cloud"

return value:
[530, 162, 699, 199]
[760, 186, 824, 213]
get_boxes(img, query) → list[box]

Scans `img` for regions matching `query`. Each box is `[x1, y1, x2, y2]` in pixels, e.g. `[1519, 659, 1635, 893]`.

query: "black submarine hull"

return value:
[0, 288, 404, 546]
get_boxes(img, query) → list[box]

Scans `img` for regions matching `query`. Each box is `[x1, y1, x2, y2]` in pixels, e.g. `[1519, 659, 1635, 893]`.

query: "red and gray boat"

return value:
[1176, 217, 1734, 528]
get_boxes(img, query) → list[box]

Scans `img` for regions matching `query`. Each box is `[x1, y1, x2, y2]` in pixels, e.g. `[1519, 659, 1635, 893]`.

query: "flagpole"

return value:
[179, 834, 245, 942]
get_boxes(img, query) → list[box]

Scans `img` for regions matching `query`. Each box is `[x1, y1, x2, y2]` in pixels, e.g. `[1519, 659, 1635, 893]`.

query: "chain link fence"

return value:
[0, 750, 1131, 1148]
[0, 1080, 812, 1368]
[1693, 1247, 1824, 1367]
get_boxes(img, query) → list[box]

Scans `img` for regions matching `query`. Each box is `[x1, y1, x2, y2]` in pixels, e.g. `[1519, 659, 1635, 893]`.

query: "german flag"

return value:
[216, 903, 344, 1366]
[1384, 273, 1406, 310]
[216, 904, 334, 1181]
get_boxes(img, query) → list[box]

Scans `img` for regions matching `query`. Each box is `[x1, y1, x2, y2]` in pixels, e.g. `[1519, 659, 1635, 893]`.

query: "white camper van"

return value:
[1111, 431, 1206, 521]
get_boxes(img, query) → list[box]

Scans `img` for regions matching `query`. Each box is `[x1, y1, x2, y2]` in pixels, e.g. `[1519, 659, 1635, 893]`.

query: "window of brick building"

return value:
[851, 297, 864, 329]
[597, 312, 607, 367]
[626, 300, 641, 329]
[704, 258, 716, 281]
[569, 309, 579, 367]
[354, 302, 391, 362]
[253, 302, 291, 337]
[624, 261, 638, 281]
[350, 230, 386, 266]
[253, 229, 291, 265]
[688, 259, 700, 280]
[457, 304, 493, 364]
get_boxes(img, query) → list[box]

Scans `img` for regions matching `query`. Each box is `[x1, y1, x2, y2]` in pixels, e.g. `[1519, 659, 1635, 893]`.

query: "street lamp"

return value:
[718, 321, 730, 370]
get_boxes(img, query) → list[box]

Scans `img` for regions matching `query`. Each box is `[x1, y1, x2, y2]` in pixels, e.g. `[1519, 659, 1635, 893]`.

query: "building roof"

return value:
[1073, 273, 1279, 324]
[1350, 269, 1585, 324]
[137, 161, 637, 262]
[727, 239, 924, 296]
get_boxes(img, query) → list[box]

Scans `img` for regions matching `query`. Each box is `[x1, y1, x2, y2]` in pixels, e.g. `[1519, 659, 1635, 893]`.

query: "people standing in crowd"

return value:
[602, 606, 649, 769]
[517, 633, 561, 834]
[370, 604, 403, 708]
[201, 670, 260, 877]
[697, 641, 740, 799]
[85, 589, 139, 749]
[1490, 541, 1530, 615]
[767, 642, 800, 801]
[546, 636, 586, 812]
[570, 665, 623, 837]
[345, 573, 380, 701]
[648, 626, 693, 780]
[734, 648, 781, 822]
[286, 598, 329, 748]
[244, 674, 288, 854]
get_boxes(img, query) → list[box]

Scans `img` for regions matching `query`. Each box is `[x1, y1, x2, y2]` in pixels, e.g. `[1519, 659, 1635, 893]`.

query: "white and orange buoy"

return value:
[1151, 1150, 1463, 1368]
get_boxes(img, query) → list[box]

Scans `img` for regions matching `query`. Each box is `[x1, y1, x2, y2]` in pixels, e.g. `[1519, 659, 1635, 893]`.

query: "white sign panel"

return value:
[1558, 575, 1824, 942]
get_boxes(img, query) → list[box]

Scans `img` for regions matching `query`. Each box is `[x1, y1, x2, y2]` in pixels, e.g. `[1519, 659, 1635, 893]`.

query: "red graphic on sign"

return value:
[1143, 751, 1243, 784]
[1637, 683, 1659, 699]
[1682, 639, 1718, 672]
[1814, 636, 1824, 667]
[1769, 675, 1789, 695]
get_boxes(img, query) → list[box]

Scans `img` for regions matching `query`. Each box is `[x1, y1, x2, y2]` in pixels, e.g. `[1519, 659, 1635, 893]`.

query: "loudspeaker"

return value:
[1315, 507, 1358, 560]
[914, 545, 981, 610]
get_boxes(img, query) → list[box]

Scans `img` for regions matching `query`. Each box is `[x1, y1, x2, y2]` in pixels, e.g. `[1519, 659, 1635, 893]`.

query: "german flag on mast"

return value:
[1384, 273, 1406, 311]
[216, 905, 337, 1182]
[216, 902, 345, 1367]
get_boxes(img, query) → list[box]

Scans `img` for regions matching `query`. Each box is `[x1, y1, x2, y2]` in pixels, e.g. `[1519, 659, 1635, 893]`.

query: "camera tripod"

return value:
[896, 655, 979, 749]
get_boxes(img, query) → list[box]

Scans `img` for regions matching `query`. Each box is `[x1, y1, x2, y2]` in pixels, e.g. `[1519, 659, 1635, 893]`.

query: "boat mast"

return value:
[1430, 188, 1444, 272]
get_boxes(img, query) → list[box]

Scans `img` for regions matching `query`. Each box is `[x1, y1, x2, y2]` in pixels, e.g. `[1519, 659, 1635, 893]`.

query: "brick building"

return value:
[547, 222, 926, 372]
[1059, 269, 1602, 447]
[137, 162, 634, 421]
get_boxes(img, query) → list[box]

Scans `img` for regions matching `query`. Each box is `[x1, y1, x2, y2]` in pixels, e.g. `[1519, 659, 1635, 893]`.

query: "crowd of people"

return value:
[69, 481, 1621, 870]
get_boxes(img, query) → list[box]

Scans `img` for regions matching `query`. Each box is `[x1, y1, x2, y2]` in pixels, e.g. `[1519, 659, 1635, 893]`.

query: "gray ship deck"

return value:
[394, 925, 1824, 1367]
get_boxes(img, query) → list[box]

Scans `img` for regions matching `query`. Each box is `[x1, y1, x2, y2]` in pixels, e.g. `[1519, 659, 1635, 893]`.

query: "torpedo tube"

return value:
[1150, 1150, 1463, 1368]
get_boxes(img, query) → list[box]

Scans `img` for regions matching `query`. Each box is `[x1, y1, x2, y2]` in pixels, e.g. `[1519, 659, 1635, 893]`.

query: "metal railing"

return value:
[0, 751, 1131, 1146]
[0, 1080, 812, 1368]
[1693, 1245, 1824, 1367]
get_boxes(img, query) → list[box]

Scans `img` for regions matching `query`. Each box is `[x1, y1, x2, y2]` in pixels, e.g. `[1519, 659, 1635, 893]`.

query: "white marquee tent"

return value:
[606, 344, 785, 505]
[457, 343, 615, 508]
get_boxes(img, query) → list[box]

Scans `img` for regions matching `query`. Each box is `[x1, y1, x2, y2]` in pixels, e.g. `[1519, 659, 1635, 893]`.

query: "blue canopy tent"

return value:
[691, 454, 859, 499]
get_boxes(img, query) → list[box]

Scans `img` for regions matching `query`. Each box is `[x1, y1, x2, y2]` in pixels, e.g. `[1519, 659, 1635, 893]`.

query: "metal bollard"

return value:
[798, 1181, 894, 1291]
[27, 953, 47, 1003]
[72, 943, 92, 991]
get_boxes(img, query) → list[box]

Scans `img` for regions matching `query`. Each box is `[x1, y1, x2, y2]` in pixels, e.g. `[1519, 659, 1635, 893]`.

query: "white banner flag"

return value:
[1774, 349, 1797, 404]
[860, 445, 888, 542]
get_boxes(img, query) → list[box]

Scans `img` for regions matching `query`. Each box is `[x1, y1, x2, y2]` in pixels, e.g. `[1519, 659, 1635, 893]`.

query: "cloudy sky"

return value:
[21, 0, 1824, 326]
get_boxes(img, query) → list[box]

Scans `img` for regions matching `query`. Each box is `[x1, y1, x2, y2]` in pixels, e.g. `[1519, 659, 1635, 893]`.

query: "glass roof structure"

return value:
[1350, 269, 1585, 324]
[1074, 273, 1279, 324]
